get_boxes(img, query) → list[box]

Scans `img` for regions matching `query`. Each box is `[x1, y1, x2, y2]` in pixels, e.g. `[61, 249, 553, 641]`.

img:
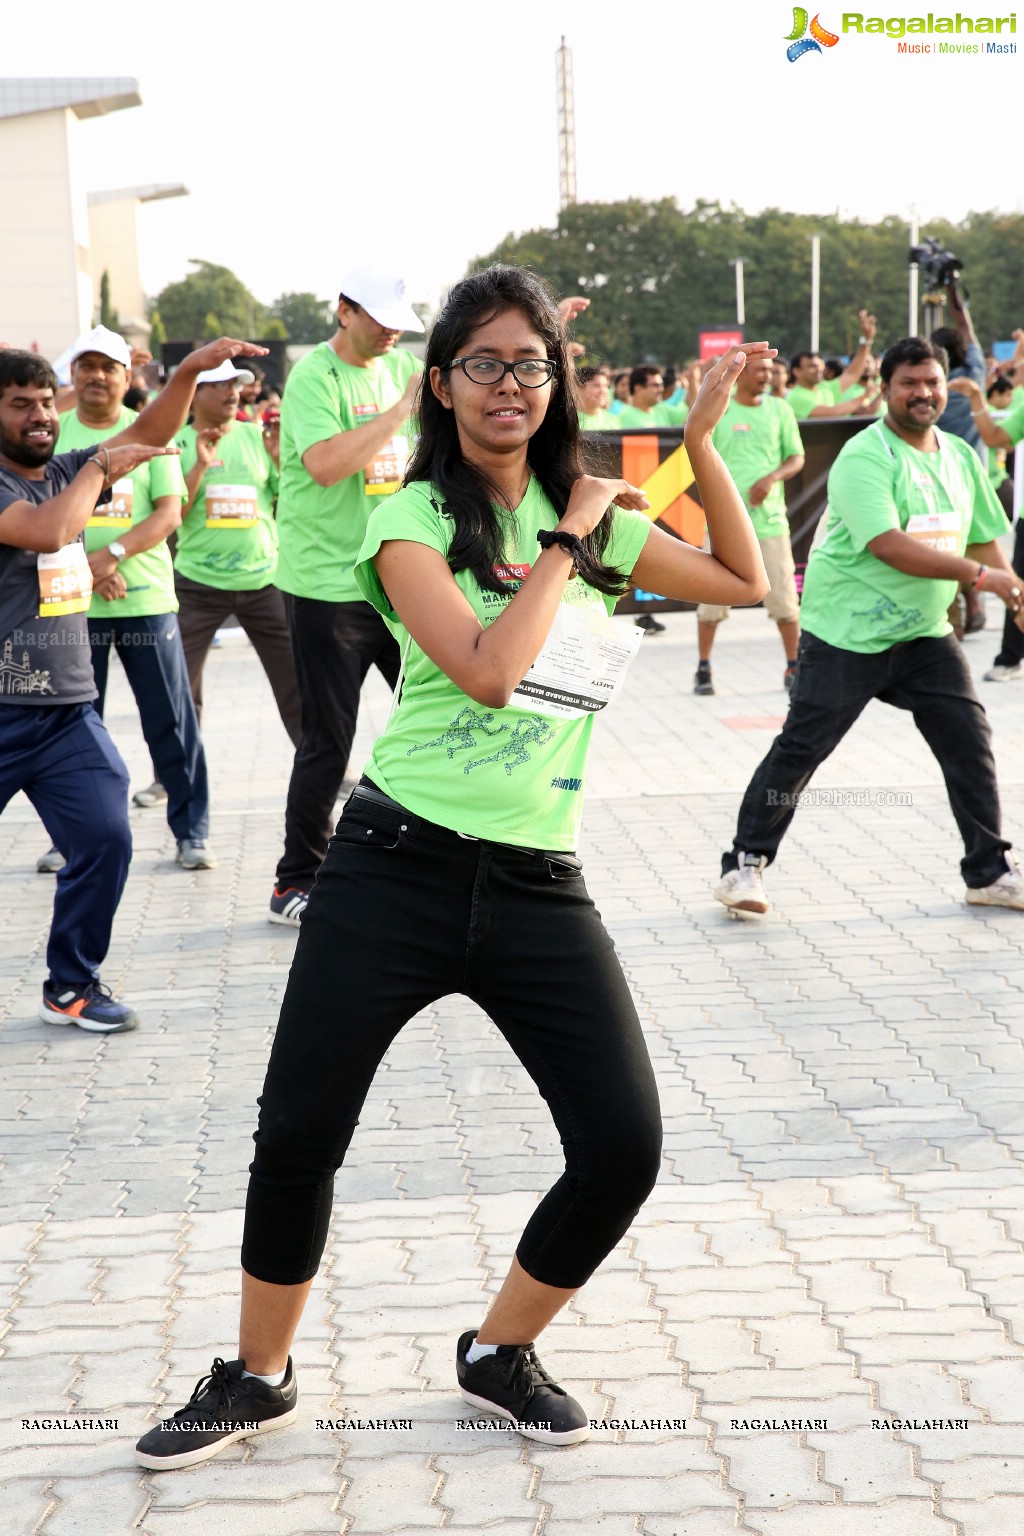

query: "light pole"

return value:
[810, 235, 821, 354]
[729, 259, 745, 327]
[908, 204, 920, 336]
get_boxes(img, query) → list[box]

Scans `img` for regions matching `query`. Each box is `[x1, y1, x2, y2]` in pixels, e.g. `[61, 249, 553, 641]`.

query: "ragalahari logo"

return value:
[785, 8, 840, 59]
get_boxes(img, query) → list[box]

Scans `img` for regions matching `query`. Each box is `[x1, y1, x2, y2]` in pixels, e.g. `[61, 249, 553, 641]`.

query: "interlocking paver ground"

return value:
[3, 601, 1024, 1535]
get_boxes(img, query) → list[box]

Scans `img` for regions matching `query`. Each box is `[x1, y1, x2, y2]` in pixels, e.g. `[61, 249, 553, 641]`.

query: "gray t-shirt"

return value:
[0, 449, 100, 706]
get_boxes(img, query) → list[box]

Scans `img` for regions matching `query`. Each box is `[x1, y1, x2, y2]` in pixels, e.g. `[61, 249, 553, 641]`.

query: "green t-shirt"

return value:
[174, 423, 280, 591]
[616, 404, 661, 429]
[800, 420, 1008, 654]
[711, 396, 803, 540]
[353, 478, 652, 850]
[785, 382, 837, 418]
[654, 401, 688, 427]
[56, 406, 185, 619]
[275, 342, 423, 602]
[578, 408, 618, 431]
[1000, 397, 1024, 447]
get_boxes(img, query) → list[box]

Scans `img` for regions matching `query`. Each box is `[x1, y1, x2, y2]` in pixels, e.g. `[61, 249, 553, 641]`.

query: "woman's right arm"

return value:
[373, 476, 647, 709]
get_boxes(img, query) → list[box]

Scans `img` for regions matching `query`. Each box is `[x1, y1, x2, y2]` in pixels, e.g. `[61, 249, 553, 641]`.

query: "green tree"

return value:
[154, 260, 265, 340]
[262, 316, 289, 341]
[148, 308, 167, 357]
[202, 311, 223, 340]
[269, 292, 334, 343]
[98, 269, 120, 331]
[471, 199, 1024, 362]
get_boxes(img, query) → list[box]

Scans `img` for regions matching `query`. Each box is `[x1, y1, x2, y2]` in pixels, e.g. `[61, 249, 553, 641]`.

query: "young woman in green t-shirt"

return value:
[137, 265, 771, 1469]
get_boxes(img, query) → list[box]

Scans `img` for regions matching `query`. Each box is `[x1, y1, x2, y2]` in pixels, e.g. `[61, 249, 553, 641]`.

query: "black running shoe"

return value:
[456, 1330, 589, 1445]
[694, 662, 715, 696]
[135, 1356, 297, 1470]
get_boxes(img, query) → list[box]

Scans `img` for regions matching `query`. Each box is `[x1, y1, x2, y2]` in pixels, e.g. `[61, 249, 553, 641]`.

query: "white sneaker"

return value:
[714, 854, 769, 914]
[982, 663, 1021, 682]
[965, 862, 1024, 911]
[133, 780, 168, 808]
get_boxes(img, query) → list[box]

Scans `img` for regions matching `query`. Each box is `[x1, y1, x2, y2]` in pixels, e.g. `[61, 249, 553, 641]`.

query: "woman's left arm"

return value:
[629, 346, 772, 607]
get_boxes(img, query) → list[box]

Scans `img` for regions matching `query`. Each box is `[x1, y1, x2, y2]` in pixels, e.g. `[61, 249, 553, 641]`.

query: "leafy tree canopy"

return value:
[471, 199, 1024, 363]
[268, 292, 335, 344]
[153, 260, 266, 341]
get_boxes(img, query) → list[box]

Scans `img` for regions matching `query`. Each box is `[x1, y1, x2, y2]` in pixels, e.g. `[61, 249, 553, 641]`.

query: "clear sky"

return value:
[6, 0, 1022, 313]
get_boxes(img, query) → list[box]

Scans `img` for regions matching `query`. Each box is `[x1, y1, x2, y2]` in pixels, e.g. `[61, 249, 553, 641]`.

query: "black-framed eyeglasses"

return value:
[443, 356, 557, 388]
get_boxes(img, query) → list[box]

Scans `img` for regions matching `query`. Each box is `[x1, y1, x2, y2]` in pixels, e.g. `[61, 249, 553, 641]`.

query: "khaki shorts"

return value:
[697, 533, 799, 625]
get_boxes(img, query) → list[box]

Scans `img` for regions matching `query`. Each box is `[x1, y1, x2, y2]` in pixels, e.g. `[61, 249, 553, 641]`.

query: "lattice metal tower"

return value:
[556, 37, 577, 211]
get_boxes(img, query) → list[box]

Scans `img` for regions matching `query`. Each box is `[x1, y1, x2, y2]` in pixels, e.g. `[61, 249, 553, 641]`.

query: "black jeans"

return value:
[244, 788, 663, 1289]
[993, 516, 1024, 669]
[175, 573, 301, 747]
[276, 597, 401, 890]
[723, 631, 1010, 888]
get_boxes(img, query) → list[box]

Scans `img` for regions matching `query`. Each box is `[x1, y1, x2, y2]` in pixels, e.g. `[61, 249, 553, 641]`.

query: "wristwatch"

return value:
[108, 541, 127, 562]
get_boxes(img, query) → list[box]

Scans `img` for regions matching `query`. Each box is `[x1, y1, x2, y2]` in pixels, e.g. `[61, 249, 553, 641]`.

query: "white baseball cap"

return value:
[68, 325, 132, 368]
[195, 359, 257, 387]
[338, 270, 424, 333]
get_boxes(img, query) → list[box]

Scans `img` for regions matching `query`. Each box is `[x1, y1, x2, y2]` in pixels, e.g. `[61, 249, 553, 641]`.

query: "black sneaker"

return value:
[694, 662, 715, 696]
[456, 1330, 589, 1445]
[135, 1356, 297, 1470]
[634, 613, 666, 634]
[269, 885, 309, 926]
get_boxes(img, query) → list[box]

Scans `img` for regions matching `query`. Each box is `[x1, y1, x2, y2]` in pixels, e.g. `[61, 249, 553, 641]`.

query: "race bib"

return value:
[906, 509, 960, 554]
[90, 476, 133, 529]
[365, 437, 409, 497]
[206, 483, 259, 528]
[509, 603, 644, 718]
[38, 542, 93, 616]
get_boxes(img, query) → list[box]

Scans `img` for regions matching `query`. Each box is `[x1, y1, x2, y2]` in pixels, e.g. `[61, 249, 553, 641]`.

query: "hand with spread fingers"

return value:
[685, 343, 778, 441]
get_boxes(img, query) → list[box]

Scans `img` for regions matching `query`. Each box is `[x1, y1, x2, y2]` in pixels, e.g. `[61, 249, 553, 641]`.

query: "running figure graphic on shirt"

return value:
[408, 706, 554, 775]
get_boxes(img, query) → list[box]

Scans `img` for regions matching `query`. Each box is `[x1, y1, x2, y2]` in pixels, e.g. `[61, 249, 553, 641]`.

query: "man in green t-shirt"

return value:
[616, 365, 688, 429]
[270, 268, 424, 925]
[694, 353, 805, 695]
[575, 365, 617, 431]
[174, 360, 300, 748]
[784, 313, 881, 418]
[51, 326, 214, 874]
[716, 336, 1024, 916]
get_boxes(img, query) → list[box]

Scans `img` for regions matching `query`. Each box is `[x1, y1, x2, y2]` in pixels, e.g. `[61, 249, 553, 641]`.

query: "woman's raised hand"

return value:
[684, 343, 778, 441]
[560, 476, 649, 537]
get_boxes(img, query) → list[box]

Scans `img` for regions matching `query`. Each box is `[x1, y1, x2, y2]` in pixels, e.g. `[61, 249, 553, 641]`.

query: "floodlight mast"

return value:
[556, 37, 577, 212]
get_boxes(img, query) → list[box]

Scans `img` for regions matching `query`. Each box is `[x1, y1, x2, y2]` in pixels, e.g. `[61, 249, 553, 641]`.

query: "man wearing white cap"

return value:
[51, 325, 215, 873]
[269, 269, 423, 925]
[173, 361, 300, 747]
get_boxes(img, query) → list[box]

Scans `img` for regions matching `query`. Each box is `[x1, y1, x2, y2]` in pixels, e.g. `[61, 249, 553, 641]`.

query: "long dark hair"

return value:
[406, 265, 626, 596]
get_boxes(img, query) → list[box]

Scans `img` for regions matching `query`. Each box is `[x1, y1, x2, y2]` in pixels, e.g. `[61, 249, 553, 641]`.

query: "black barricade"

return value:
[585, 419, 874, 614]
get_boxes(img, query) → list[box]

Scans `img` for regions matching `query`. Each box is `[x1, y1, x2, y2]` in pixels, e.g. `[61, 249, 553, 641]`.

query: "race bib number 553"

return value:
[38, 542, 93, 616]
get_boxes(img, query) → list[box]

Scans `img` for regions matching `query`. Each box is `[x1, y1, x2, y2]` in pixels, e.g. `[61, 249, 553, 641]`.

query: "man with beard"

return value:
[0, 337, 265, 1031]
[714, 336, 1024, 916]
[44, 326, 214, 874]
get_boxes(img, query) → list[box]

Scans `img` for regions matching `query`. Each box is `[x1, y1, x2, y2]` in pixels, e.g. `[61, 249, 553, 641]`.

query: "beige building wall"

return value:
[88, 197, 146, 333]
[0, 108, 93, 360]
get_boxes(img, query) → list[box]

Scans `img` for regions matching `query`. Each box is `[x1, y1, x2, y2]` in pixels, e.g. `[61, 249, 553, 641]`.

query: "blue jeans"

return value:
[0, 703, 131, 985]
[244, 785, 663, 1290]
[724, 632, 1011, 887]
[88, 613, 209, 842]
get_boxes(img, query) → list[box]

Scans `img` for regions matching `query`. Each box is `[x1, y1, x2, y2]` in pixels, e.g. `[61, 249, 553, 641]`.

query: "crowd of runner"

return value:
[2, 259, 1024, 1465]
